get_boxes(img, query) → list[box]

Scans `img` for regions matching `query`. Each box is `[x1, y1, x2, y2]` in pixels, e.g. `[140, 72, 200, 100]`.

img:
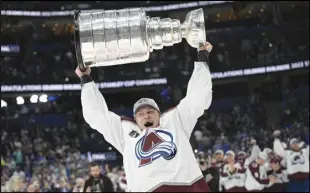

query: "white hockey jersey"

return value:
[81, 61, 213, 192]
[219, 163, 246, 192]
[244, 144, 261, 168]
[245, 161, 270, 191]
[273, 139, 309, 180]
[266, 166, 289, 188]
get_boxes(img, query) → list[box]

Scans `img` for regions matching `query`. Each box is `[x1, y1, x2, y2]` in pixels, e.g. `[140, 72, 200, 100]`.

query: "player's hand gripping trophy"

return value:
[74, 8, 206, 71]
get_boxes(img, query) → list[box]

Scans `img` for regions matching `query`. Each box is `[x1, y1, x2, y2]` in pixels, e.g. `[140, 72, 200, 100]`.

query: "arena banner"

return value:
[1, 78, 168, 92]
[1, 60, 308, 92]
[81, 152, 117, 162]
[1, 45, 20, 53]
[210, 60, 309, 79]
[1, 1, 233, 16]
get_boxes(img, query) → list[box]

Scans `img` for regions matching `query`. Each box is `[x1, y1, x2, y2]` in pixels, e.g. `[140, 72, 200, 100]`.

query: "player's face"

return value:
[291, 143, 299, 151]
[135, 106, 160, 130]
[257, 159, 265, 165]
[226, 154, 235, 163]
[215, 154, 224, 161]
[90, 166, 101, 178]
[238, 154, 246, 160]
[270, 162, 280, 171]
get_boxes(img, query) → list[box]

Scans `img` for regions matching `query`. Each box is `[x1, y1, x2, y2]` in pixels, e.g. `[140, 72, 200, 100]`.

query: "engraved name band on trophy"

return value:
[74, 8, 206, 70]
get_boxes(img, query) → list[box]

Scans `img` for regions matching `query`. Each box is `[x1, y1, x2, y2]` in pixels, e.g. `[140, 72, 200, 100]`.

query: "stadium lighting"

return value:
[39, 94, 48, 103]
[16, 96, 25, 105]
[1, 100, 7, 108]
[30, 95, 38, 103]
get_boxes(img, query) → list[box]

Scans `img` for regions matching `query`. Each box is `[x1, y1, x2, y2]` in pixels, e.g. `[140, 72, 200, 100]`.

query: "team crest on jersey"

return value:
[290, 152, 305, 165]
[135, 129, 177, 167]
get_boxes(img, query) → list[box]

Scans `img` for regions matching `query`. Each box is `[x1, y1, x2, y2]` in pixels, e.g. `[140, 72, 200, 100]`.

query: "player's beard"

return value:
[92, 174, 100, 180]
[144, 121, 153, 127]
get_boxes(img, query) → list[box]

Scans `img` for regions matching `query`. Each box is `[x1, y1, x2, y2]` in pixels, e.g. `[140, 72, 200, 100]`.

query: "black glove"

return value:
[197, 42, 210, 63]
[80, 75, 93, 85]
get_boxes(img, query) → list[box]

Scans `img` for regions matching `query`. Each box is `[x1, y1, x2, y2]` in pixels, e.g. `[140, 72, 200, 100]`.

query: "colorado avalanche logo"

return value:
[135, 129, 177, 167]
[290, 153, 305, 165]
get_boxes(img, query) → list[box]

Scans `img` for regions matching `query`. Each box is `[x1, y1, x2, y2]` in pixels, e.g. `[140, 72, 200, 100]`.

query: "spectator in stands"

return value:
[83, 162, 114, 192]
[197, 152, 220, 192]
[72, 178, 85, 192]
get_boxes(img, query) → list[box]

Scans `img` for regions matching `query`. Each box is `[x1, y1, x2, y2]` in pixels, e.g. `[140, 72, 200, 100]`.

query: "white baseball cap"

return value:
[263, 148, 272, 154]
[290, 138, 299, 145]
[215, 150, 224, 155]
[133, 98, 160, 114]
[225, 150, 235, 157]
[258, 152, 268, 161]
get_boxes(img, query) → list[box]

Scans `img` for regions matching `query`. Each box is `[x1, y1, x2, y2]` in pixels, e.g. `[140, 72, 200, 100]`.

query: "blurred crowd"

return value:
[1, 20, 309, 85]
[0, 118, 127, 192]
[191, 87, 309, 155]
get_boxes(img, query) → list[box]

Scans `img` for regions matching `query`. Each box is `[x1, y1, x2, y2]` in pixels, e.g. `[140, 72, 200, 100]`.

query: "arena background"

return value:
[1, 1, 309, 192]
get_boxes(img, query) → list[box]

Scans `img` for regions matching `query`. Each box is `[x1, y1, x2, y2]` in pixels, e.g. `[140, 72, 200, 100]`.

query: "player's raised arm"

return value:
[246, 140, 261, 164]
[76, 67, 124, 154]
[273, 130, 286, 158]
[176, 42, 213, 138]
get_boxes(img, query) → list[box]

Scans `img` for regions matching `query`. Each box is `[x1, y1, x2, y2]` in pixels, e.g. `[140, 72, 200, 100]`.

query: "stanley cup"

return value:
[74, 8, 206, 70]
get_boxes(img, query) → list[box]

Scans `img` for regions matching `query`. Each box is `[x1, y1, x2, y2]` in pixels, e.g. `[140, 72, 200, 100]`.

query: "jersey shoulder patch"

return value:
[121, 117, 141, 138]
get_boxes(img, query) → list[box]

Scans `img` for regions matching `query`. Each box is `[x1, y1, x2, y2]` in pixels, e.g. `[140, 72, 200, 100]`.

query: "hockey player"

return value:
[211, 150, 225, 169]
[237, 151, 247, 168]
[273, 130, 309, 192]
[244, 152, 277, 192]
[265, 157, 289, 192]
[219, 150, 246, 192]
[76, 42, 213, 192]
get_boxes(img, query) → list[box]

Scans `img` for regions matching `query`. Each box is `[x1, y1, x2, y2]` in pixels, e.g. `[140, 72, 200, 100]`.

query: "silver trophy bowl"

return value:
[74, 8, 206, 70]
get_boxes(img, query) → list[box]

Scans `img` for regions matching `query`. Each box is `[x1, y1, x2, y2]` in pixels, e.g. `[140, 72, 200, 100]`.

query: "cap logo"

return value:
[138, 98, 149, 104]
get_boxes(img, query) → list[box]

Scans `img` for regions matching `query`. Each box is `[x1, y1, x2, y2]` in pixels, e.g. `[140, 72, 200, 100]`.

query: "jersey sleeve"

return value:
[175, 61, 213, 138]
[273, 138, 286, 158]
[247, 145, 261, 163]
[299, 142, 309, 157]
[281, 168, 289, 183]
[81, 81, 124, 154]
[248, 164, 270, 185]
[219, 173, 227, 192]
